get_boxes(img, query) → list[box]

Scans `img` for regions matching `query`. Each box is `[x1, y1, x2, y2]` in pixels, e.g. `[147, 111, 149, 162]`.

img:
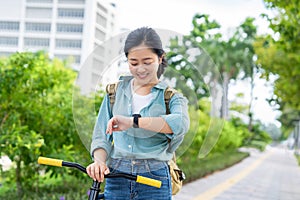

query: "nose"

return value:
[136, 64, 147, 72]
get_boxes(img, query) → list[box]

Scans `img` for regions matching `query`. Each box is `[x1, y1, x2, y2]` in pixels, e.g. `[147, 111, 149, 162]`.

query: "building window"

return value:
[57, 8, 84, 18]
[56, 24, 83, 33]
[96, 13, 107, 28]
[55, 54, 80, 63]
[27, 0, 53, 3]
[0, 21, 19, 31]
[24, 38, 49, 47]
[95, 28, 105, 41]
[56, 39, 81, 49]
[25, 23, 51, 32]
[58, 0, 85, 4]
[97, 2, 107, 14]
[26, 7, 52, 19]
[0, 37, 18, 46]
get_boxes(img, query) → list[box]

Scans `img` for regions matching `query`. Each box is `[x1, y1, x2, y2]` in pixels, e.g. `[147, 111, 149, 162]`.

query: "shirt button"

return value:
[128, 145, 132, 148]
[128, 104, 131, 107]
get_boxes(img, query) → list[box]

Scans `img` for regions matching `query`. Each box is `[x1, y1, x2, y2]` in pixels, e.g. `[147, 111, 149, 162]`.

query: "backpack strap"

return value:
[106, 84, 177, 117]
[164, 87, 177, 115]
[106, 82, 119, 115]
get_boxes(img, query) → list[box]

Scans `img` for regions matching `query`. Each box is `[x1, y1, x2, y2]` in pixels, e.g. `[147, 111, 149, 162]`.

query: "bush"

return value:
[179, 150, 249, 183]
[0, 172, 93, 199]
[247, 140, 269, 151]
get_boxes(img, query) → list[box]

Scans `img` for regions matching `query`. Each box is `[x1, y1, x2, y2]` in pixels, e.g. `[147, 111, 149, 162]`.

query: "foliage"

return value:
[0, 172, 92, 200]
[255, 0, 300, 131]
[211, 120, 251, 153]
[0, 52, 91, 196]
[295, 153, 300, 166]
[166, 14, 258, 119]
[178, 99, 253, 162]
[179, 150, 249, 183]
[72, 87, 105, 151]
[247, 140, 269, 151]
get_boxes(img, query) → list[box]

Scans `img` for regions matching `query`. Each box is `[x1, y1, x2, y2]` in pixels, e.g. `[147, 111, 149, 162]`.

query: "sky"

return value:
[111, 0, 273, 35]
[107, 0, 280, 126]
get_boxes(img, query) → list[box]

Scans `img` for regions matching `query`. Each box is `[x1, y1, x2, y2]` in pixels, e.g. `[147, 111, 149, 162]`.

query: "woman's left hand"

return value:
[106, 115, 133, 134]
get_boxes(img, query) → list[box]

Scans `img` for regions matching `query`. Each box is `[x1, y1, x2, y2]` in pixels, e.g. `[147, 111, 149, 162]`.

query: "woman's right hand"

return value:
[86, 160, 110, 182]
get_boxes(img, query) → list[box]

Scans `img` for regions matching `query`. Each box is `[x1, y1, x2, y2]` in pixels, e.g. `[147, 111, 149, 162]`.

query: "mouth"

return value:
[137, 73, 149, 79]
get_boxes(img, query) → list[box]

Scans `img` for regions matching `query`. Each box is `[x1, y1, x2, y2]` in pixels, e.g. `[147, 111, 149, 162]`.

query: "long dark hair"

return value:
[124, 27, 168, 78]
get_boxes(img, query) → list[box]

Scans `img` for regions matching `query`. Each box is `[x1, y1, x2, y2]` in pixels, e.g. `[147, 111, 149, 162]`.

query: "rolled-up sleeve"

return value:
[90, 94, 113, 158]
[160, 93, 190, 152]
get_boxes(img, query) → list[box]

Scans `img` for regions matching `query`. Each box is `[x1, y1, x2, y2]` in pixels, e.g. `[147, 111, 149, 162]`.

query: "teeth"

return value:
[138, 73, 148, 78]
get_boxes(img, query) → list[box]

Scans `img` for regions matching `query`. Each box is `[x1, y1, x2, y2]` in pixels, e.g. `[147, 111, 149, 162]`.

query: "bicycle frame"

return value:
[37, 156, 162, 200]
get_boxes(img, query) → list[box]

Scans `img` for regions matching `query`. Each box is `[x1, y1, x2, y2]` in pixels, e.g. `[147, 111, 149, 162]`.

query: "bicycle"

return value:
[37, 156, 162, 200]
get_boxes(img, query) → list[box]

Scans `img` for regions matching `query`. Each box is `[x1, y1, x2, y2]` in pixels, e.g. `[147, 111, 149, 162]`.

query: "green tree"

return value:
[255, 0, 300, 133]
[0, 52, 91, 196]
[167, 14, 258, 119]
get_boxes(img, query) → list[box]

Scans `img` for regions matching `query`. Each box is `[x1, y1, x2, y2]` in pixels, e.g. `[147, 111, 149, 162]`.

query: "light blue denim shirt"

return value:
[91, 76, 190, 161]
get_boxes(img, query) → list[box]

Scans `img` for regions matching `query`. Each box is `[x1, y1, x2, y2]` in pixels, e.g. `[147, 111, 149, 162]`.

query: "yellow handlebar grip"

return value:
[38, 157, 63, 167]
[136, 175, 162, 188]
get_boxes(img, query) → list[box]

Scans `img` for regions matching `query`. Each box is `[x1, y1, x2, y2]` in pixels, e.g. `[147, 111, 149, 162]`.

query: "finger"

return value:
[107, 118, 115, 134]
[90, 165, 96, 181]
[104, 167, 110, 175]
[86, 165, 92, 177]
[106, 122, 111, 134]
[95, 165, 101, 182]
[100, 166, 105, 182]
[101, 166, 106, 182]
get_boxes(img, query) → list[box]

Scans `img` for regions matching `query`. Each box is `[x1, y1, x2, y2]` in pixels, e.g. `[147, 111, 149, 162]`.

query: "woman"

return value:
[87, 27, 189, 200]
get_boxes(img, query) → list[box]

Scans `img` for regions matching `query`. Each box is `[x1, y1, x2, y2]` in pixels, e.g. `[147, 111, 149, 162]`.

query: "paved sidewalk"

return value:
[173, 146, 300, 200]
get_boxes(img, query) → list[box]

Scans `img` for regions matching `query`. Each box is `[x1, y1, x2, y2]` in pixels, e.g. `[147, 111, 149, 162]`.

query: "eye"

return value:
[130, 63, 138, 66]
[144, 62, 152, 65]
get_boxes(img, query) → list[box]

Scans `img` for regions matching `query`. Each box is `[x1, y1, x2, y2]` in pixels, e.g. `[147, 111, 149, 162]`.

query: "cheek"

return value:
[152, 63, 159, 72]
[129, 66, 135, 73]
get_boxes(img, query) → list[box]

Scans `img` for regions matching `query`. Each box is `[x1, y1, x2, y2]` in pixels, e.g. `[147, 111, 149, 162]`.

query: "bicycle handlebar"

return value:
[38, 156, 162, 188]
[38, 157, 63, 167]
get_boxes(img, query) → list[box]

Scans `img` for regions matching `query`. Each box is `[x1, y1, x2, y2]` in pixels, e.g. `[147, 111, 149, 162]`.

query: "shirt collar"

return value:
[119, 76, 168, 93]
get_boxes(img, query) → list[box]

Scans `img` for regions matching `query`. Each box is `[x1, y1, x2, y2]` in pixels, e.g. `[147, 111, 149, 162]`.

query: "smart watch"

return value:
[132, 114, 141, 128]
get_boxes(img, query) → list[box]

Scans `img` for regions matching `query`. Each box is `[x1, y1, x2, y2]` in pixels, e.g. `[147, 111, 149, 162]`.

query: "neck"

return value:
[132, 79, 159, 95]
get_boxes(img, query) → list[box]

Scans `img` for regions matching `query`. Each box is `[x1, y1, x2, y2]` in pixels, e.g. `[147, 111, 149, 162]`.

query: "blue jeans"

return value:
[104, 158, 172, 200]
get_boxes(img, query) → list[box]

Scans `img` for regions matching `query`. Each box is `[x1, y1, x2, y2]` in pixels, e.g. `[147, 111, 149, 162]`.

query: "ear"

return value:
[159, 53, 165, 64]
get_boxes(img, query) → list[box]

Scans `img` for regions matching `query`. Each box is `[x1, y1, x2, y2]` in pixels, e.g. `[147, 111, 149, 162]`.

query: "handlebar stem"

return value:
[88, 180, 101, 200]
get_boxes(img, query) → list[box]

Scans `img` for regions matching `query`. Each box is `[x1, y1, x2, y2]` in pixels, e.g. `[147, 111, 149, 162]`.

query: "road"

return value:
[173, 146, 300, 200]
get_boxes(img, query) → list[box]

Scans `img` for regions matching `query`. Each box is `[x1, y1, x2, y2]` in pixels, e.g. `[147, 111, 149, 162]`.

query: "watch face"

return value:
[132, 114, 141, 128]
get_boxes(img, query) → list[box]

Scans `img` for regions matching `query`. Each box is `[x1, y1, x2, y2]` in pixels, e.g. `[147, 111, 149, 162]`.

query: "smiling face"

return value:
[127, 44, 162, 87]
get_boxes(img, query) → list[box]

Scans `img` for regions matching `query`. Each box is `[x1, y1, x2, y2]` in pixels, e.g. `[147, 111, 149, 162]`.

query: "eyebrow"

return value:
[128, 57, 153, 61]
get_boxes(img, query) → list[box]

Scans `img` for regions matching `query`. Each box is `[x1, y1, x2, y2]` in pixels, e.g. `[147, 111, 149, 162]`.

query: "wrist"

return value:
[129, 117, 134, 127]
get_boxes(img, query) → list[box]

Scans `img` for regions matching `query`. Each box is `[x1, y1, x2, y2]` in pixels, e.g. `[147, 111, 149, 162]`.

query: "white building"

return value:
[0, 0, 119, 94]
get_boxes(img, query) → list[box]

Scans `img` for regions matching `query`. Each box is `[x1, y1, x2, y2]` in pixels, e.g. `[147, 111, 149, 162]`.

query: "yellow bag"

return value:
[169, 155, 185, 195]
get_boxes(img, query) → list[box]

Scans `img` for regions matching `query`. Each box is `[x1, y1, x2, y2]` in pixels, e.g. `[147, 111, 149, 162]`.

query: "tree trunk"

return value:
[221, 72, 229, 119]
[16, 159, 23, 197]
[210, 78, 222, 117]
[248, 91, 254, 132]
[248, 64, 255, 132]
